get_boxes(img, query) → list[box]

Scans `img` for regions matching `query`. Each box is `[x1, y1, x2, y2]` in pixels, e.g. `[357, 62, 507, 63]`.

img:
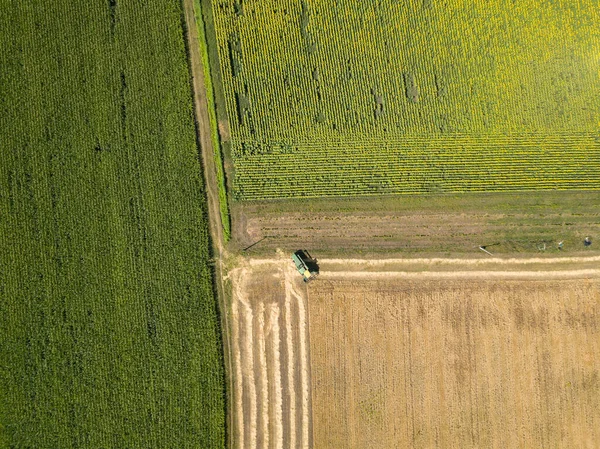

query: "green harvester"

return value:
[292, 250, 319, 282]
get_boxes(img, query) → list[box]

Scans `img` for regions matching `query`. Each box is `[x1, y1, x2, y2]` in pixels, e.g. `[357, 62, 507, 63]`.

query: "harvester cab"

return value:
[292, 250, 319, 282]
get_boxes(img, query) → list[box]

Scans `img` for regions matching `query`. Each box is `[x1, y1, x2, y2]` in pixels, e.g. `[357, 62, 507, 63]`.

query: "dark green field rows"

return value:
[0, 0, 224, 447]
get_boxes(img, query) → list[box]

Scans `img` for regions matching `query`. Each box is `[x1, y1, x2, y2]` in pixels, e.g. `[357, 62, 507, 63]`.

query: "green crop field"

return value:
[209, 0, 600, 199]
[0, 1, 224, 448]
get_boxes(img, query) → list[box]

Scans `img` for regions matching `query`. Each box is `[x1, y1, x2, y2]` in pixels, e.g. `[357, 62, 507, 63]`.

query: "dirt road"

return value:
[181, 1, 234, 447]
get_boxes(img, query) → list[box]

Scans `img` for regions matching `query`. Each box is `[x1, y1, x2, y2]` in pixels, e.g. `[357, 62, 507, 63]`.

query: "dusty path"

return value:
[248, 254, 600, 280]
[181, 1, 234, 447]
[323, 255, 600, 265]
[319, 255, 600, 279]
[321, 269, 600, 280]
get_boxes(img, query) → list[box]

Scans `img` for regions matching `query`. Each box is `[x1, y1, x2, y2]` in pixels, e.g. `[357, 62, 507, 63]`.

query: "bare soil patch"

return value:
[231, 191, 600, 258]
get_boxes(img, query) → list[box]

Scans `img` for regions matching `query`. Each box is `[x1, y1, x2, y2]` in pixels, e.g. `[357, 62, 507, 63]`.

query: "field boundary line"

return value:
[247, 255, 600, 268]
[323, 255, 600, 265]
[319, 269, 600, 280]
[181, 0, 234, 447]
[192, 0, 231, 240]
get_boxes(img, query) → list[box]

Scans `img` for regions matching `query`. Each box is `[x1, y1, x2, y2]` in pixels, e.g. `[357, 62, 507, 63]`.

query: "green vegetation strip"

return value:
[193, 0, 231, 240]
[234, 133, 600, 199]
[0, 0, 225, 447]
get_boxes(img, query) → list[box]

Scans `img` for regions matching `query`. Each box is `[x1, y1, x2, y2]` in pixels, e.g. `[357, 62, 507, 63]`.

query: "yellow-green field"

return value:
[210, 0, 600, 199]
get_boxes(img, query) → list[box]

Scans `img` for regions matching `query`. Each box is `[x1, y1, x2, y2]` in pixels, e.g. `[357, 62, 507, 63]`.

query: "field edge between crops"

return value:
[182, 0, 235, 447]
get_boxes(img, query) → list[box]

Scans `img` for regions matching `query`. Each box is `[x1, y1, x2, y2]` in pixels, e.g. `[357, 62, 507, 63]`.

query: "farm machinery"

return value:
[292, 250, 319, 282]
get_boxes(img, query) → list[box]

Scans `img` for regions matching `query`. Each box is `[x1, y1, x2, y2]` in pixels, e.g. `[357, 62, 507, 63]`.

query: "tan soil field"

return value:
[308, 274, 600, 449]
[227, 255, 600, 448]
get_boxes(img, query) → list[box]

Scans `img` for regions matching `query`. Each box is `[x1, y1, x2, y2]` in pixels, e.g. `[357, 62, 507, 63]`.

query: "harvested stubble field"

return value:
[228, 259, 313, 449]
[308, 273, 600, 449]
[209, 0, 600, 199]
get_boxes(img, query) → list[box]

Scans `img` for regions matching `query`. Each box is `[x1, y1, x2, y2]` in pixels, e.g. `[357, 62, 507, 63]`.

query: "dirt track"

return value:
[252, 255, 600, 279]
[181, 2, 235, 447]
[324, 255, 600, 265]
[321, 269, 600, 280]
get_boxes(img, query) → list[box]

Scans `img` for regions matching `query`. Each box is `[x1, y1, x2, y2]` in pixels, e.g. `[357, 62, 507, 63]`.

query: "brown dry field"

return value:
[228, 256, 600, 449]
[308, 274, 600, 449]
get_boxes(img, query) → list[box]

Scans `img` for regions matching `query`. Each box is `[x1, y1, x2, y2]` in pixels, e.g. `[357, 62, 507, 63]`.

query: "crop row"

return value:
[230, 131, 600, 158]
[232, 135, 600, 199]
[212, 0, 600, 143]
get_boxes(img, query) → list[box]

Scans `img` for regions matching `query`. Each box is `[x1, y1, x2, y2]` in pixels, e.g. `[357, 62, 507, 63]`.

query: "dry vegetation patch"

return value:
[228, 260, 313, 449]
[308, 276, 600, 448]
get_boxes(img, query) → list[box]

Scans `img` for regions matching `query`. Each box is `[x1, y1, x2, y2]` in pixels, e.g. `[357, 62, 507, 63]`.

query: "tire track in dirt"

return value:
[320, 269, 600, 280]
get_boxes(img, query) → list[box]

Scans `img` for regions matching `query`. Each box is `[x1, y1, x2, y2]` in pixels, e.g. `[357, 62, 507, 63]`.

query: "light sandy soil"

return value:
[228, 254, 313, 449]
[319, 255, 600, 277]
